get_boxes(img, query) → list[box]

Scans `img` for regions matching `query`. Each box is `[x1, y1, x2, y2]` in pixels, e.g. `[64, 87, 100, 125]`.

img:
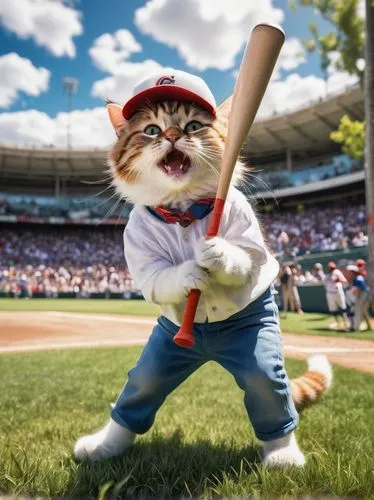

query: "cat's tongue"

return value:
[165, 150, 184, 171]
[161, 150, 190, 176]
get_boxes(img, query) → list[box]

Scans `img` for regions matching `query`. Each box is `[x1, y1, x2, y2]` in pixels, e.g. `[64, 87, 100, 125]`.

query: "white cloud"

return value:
[258, 73, 326, 117]
[89, 29, 164, 104]
[324, 50, 359, 93]
[0, 107, 115, 148]
[91, 59, 165, 104]
[0, 0, 83, 58]
[0, 53, 50, 108]
[258, 65, 359, 118]
[0, 110, 56, 145]
[325, 70, 358, 94]
[89, 30, 142, 74]
[135, 0, 284, 71]
[275, 37, 306, 74]
[232, 36, 306, 81]
[0, 66, 360, 148]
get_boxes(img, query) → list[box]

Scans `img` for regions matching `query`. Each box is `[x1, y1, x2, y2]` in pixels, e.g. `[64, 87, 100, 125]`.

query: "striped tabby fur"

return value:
[107, 100, 242, 209]
[106, 101, 333, 413]
[291, 355, 332, 409]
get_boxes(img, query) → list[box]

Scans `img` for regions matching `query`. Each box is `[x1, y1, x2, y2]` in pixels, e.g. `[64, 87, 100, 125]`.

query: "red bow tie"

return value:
[146, 198, 215, 227]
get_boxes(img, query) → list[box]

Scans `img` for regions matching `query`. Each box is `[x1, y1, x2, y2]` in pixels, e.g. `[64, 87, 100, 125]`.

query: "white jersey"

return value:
[324, 269, 345, 294]
[124, 188, 279, 324]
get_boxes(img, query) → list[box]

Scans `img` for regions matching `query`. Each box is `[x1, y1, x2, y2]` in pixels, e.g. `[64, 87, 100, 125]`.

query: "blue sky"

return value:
[0, 0, 358, 148]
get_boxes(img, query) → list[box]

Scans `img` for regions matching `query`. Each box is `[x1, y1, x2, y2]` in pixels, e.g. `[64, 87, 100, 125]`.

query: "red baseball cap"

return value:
[122, 69, 217, 119]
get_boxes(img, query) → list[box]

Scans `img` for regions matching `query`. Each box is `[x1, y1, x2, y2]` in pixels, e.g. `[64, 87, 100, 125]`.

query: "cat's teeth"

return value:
[179, 165, 183, 170]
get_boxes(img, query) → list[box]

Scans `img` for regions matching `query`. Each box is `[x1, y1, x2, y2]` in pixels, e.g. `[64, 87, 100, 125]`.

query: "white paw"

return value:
[179, 260, 210, 294]
[196, 237, 253, 286]
[74, 418, 136, 462]
[196, 237, 228, 272]
[263, 446, 306, 467]
[74, 432, 111, 462]
[262, 432, 305, 468]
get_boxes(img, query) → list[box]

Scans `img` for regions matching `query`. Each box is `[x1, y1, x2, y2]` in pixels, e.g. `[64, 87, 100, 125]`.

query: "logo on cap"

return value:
[156, 75, 175, 86]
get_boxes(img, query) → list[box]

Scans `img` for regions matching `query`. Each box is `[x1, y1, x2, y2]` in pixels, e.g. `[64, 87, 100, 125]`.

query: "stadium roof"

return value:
[246, 85, 364, 160]
[0, 85, 364, 189]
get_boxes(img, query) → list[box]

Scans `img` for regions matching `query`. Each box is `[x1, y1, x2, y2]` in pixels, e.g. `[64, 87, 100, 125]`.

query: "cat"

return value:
[74, 70, 332, 466]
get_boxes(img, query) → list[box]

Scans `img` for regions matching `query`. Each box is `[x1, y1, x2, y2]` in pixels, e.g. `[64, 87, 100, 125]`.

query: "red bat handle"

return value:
[173, 198, 225, 347]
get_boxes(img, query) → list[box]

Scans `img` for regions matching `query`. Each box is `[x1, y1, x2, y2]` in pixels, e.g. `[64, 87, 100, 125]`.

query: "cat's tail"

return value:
[290, 355, 332, 410]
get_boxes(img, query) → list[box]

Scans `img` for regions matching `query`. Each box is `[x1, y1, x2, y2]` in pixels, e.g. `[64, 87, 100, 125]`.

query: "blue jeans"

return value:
[111, 287, 299, 441]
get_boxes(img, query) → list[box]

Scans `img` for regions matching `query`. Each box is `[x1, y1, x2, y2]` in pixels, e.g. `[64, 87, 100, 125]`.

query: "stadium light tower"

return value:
[63, 77, 79, 150]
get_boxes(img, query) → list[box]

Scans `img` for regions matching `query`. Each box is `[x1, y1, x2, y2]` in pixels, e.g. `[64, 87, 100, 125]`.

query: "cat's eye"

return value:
[184, 121, 204, 133]
[144, 124, 162, 136]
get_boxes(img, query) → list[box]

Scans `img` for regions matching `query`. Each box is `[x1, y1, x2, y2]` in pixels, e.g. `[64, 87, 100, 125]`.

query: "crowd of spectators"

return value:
[256, 155, 363, 192]
[0, 201, 369, 298]
[262, 204, 367, 258]
[0, 264, 139, 299]
[0, 226, 140, 298]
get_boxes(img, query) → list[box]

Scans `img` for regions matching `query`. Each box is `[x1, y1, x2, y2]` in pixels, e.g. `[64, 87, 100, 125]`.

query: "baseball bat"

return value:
[173, 23, 285, 348]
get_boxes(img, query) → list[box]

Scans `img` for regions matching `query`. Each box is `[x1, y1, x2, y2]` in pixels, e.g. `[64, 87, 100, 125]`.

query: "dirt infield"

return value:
[1, 311, 374, 374]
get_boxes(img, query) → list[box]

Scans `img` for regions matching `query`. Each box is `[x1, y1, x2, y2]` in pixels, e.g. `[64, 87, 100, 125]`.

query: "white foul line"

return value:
[285, 344, 374, 354]
[0, 339, 148, 353]
[43, 311, 156, 325]
[1, 340, 374, 355]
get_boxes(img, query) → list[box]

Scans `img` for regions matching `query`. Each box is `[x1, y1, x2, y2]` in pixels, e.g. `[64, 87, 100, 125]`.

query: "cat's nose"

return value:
[164, 127, 182, 145]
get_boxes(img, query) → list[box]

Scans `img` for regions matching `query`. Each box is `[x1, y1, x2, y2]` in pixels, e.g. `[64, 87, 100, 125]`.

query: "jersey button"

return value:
[212, 306, 217, 312]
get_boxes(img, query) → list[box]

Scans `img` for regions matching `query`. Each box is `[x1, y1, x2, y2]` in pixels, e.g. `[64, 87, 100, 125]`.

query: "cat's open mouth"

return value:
[158, 150, 191, 178]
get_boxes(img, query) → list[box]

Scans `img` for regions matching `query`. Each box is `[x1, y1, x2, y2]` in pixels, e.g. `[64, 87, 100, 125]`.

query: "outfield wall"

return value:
[1, 286, 330, 313]
[284, 247, 367, 270]
[276, 285, 329, 313]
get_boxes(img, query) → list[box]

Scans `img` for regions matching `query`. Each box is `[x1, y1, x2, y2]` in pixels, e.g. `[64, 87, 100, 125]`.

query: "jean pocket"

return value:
[157, 316, 179, 337]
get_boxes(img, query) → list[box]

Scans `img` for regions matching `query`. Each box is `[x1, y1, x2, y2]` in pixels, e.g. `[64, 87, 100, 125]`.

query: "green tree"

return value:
[330, 114, 365, 159]
[293, 0, 365, 160]
[291, 0, 365, 80]
[294, 0, 374, 308]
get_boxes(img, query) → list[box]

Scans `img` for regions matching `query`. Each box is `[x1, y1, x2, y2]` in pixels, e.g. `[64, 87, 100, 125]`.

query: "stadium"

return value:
[2, 0, 374, 494]
[2, 82, 374, 498]
[0, 84, 367, 308]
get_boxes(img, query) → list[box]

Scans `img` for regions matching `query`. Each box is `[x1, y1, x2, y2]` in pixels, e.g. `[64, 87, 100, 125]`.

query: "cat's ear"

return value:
[216, 96, 231, 126]
[107, 102, 125, 136]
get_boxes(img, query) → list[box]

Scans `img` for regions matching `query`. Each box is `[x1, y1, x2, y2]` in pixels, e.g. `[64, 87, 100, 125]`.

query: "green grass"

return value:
[1, 298, 373, 340]
[281, 312, 374, 341]
[0, 298, 160, 316]
[0, 348, 374, 497]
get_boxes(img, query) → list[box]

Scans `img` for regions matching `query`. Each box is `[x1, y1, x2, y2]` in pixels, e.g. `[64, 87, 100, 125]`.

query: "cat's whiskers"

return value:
[241, 170, 278, 206]
[109, 100, 232, 206]
[75, 183, 116, 208]
[183, 141, 218, 158]
[190, 150, 220, 171]
[193, 155, 219, 174]
[93, 190, 120, 210]
[81, 175, 113, 185]
[145, 158, 155, 201]
[245, 171, 274, 193]
[99, 195, 123, 224]
[198, 141, 222, 152]
[189, 152, 220, 180]
[238, 171, 270, 205]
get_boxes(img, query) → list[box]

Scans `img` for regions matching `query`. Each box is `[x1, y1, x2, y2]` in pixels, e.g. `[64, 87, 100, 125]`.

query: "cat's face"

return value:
[108, 100, 235, 207]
